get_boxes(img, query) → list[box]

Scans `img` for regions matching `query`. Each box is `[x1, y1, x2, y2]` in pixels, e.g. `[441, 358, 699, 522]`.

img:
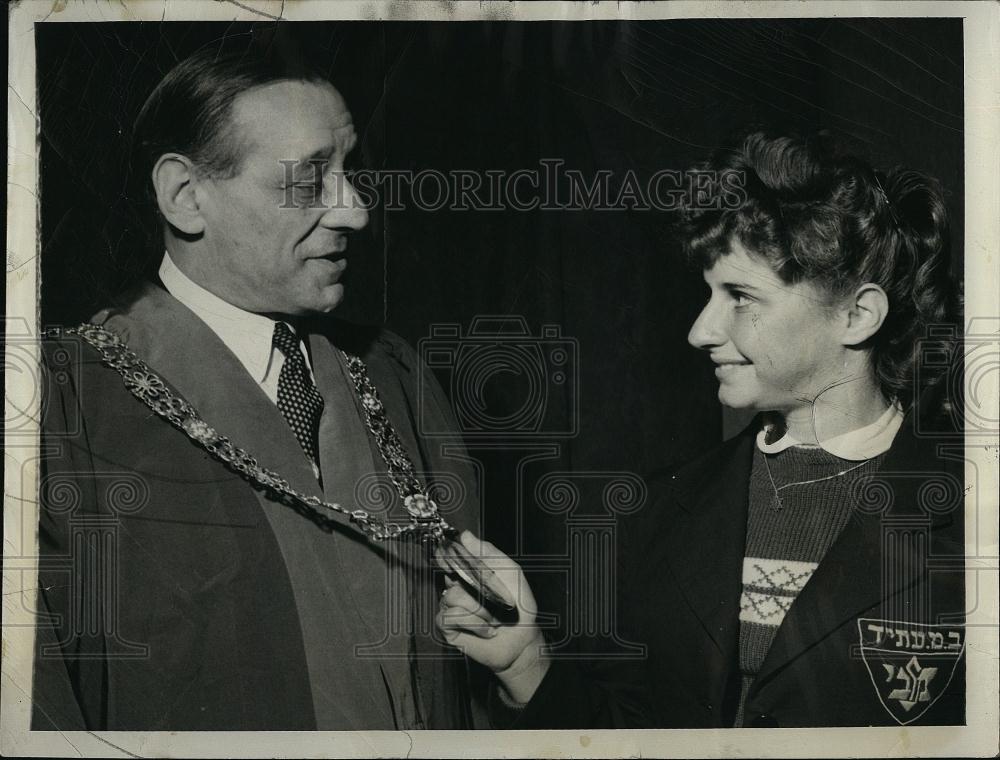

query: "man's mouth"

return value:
[309, 256, 348, 280]
[312, 251, 348, 265]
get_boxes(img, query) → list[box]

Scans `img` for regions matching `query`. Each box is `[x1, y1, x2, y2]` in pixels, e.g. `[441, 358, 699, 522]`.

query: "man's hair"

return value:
[130, 39, 327, 224]
[678, 130, 958, 405]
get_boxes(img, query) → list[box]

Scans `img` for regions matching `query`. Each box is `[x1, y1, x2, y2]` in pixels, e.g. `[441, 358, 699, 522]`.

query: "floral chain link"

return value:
[46, 323, 455, 544]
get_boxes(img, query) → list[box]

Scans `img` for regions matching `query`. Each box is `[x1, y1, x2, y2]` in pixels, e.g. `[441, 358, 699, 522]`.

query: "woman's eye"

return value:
[731, 290, 753, 307]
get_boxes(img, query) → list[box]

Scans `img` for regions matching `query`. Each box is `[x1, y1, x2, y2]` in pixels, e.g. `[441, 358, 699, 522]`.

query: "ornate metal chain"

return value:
[46, 323, 456, 544]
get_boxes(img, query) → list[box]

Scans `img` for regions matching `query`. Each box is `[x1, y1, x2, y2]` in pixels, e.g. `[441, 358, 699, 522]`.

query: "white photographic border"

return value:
[5, 1, 998, 757]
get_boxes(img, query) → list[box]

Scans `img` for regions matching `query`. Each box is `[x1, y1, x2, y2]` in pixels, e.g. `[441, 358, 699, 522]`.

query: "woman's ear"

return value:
[151, 153, 206, 235]
[841, 283, 889, 346]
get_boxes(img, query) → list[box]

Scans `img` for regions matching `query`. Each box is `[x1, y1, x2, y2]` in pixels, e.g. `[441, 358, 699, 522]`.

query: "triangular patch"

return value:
[858, 617, 964, 725]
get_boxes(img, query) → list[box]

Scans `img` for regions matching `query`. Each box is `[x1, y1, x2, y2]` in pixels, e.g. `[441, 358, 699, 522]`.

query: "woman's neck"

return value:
[780, 376, 891, 446]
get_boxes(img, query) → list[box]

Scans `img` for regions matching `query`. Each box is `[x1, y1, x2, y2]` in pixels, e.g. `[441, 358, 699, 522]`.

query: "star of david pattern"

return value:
[273, 321, 325, 470]
[739, 556, 818, 627]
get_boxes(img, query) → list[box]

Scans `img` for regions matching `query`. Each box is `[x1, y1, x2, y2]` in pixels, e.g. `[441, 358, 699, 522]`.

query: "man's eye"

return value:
[294, 174, 324, 190]
[288, 182, 323, 206]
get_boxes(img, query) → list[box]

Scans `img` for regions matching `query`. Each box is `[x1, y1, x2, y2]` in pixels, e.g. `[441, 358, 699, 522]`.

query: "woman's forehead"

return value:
[705, 239, 784, 286]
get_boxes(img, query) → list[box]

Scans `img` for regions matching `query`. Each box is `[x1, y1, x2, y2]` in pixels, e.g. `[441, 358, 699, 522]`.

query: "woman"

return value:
[438, 131, 966, 728]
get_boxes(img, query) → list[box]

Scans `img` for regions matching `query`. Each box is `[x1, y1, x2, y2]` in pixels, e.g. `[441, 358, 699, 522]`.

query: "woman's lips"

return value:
[714, 360, 752, 378]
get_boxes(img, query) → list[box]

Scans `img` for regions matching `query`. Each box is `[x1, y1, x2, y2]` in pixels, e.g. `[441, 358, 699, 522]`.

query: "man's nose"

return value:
[320, 172, 369, 231]
[687, 298, 727, 350]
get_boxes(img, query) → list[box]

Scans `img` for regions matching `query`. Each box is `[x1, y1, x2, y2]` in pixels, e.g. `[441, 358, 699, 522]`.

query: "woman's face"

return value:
[687, 238, 848, 414]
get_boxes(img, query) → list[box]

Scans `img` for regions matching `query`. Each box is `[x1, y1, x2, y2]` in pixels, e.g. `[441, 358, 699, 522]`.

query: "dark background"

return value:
[36, 19, 964, 574]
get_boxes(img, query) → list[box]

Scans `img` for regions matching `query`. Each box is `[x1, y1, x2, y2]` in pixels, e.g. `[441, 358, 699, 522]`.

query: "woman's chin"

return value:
[717, 387, 759, 410]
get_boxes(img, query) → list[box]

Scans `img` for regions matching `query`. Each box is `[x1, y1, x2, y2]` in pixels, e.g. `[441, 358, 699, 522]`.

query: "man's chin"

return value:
[268, 284, 345, 317]
[319, 282, 346, 311]
[303, 283, 346, 314]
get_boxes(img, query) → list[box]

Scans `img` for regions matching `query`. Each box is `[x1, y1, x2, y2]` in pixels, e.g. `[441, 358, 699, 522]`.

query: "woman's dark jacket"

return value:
[512, 411, 966, 728]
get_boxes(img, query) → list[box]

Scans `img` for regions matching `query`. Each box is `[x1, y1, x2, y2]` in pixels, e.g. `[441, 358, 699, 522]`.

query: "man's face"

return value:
[194, 79, 368, 315]
[687, 238, 846, 413]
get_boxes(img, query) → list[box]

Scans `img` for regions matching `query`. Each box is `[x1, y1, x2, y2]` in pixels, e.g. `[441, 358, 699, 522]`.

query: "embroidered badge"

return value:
[858, 618, 964, 725]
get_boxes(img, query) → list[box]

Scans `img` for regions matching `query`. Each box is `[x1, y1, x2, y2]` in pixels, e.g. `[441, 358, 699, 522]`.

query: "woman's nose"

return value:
[687, 299, 727, 350]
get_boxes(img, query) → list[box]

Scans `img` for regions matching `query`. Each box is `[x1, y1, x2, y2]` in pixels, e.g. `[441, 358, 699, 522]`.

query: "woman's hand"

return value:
[436, 531, 550, 704]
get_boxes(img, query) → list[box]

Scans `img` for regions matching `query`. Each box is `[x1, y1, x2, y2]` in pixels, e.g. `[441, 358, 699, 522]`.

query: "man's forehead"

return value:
[228, 79, 355, 162]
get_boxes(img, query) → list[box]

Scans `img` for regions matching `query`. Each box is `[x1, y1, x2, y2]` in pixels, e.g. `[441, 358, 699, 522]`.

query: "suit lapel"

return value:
[307, 330, 403, 637]
[752, 509, 884, 687]
[309, 326, 424, 544]
[661, 430, 754, 659]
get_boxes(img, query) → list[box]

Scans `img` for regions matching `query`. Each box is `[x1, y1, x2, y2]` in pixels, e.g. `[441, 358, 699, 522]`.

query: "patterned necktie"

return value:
[272, 321, 325, 471]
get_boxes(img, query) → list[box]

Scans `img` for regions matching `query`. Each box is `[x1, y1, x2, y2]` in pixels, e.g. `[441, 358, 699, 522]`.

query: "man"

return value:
[32, 42, 480, 730]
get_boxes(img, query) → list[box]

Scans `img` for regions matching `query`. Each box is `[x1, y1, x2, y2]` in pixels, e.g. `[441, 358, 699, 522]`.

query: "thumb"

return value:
[459, 529, 487, 555]
[456, 531, 523, 609]
[459, 530, 507, 559]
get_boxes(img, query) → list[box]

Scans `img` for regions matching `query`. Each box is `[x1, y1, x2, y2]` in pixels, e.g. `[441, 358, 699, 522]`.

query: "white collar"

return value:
[756, 401, 905, 461]
[158, 251, 284, 383]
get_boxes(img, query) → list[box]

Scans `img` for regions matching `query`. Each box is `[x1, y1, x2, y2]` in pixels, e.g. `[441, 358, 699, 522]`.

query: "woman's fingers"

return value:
[458, 532, 522, 599]
[436, 608, 497, 639]
[436, 537, 517, 611]
[440, 583, 500, 625]
[457, 531, 537, 617]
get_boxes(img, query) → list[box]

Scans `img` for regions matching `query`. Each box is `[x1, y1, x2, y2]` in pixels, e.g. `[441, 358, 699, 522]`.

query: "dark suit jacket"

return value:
[32, 282, 481, 730]
[515, 412, 966, 728]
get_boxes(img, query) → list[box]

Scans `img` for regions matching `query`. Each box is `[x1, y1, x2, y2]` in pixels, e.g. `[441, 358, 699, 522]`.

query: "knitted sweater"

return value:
[733, 444, 887, 726]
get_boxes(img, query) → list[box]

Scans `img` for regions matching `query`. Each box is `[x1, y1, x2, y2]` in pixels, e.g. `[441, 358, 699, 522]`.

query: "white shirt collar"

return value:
[756, 401, 905, 461]
[158, 251, 281, 383]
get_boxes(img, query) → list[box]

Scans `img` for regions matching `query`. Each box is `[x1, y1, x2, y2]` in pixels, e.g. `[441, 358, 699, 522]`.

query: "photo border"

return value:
[5, 1, 998, 757]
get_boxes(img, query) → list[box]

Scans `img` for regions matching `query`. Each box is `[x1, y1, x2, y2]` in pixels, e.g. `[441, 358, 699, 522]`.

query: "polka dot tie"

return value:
[273, 321, 325, 471]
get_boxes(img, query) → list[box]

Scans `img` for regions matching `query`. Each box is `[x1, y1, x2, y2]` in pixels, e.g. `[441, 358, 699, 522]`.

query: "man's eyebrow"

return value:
[294, 146, 335, 168]
[293, 134, 358, 168]
[721, 281, 762, 292]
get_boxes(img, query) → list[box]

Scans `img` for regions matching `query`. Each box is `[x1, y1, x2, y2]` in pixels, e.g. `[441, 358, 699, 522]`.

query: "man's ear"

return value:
[151, 154, 206, 235]
[841, 283, 889, 346]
